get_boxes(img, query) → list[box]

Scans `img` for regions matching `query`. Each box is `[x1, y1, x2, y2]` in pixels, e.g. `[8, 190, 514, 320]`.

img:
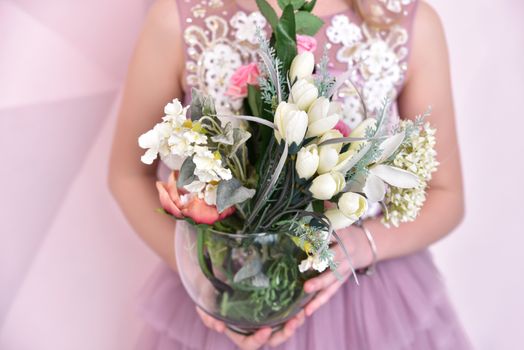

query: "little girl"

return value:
[109, 0, 472, 348]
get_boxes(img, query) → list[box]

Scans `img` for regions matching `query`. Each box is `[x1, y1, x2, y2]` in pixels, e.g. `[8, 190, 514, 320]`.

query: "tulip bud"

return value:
[307, 97, 330, 123]
[306, 97, 340, 139]
[296, 144, 320, 179]
[348, 118, 377, 152]
[317, 146, 339, 174]
[338, 192, 368, 221]
[289, 79, 319, 111]
[324, 208, 357, 230]
[309, 171, 346, 200]
[274, 102, 308, 146]
[289, 51, 315, 82]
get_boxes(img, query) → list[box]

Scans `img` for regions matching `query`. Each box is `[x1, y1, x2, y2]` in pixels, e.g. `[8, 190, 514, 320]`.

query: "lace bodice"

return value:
[175, 0, 418, 129]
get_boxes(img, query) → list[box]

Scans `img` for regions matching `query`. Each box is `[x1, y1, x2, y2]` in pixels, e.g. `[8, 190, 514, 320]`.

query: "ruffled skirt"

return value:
[134, 249, 472, 350]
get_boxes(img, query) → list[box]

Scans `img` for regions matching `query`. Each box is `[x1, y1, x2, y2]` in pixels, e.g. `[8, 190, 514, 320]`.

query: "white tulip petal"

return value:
[325, 208, 357, 230]
[306, 114, 340, 138]
[309, 173, 337, 200]
[307, 97, 330, 123]
[370, 164, 420, 189]
[317, 147, 339, 174]
[375, 131, 405, 163]
[363, 173, 387, 203]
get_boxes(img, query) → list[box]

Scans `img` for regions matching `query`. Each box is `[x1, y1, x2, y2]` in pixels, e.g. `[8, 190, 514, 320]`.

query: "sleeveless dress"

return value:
[135, 1, 473, 349]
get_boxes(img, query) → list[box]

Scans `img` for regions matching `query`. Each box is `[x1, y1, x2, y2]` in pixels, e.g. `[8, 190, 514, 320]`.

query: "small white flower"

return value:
[138, 123, 172, 164]
[299, 254, 329, 273]
[184, 180, 206, 194]
[204, 183, 218, 205]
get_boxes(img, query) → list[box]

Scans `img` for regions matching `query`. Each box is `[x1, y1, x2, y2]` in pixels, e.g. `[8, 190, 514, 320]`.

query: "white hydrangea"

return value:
[192, 147, 232, 182]
[139, 99, 209, 165]
[383, 121, 439, 227]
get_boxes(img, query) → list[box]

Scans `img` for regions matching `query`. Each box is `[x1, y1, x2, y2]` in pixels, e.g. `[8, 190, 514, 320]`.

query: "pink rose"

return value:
[156, 171, 235, 225]
[296, 35, 317, 54]
[334, 120, 351, 137]
[226, 63, 260, 98]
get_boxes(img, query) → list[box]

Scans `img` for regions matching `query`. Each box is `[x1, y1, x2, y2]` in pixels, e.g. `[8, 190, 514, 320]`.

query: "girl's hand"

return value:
[196, 307, 306, 349]
[303, 226, 373, 317]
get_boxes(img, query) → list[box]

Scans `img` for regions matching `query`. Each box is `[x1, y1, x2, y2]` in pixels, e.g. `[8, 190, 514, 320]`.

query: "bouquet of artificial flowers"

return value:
[138, 0, 438, 333]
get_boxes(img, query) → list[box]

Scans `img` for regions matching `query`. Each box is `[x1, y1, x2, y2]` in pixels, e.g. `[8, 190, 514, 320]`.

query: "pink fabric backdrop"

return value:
[1, 0, 523, 349]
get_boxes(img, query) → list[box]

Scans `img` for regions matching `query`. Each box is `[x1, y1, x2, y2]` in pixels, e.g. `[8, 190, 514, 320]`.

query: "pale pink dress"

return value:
[134, 1, 473, 349]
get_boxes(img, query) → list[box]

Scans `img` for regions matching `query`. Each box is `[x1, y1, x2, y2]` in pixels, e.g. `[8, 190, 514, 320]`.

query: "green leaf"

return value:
[247, 84, 262, 117]
[277, 0, 305, 10]
[256, 0, 278, 30]
[295, 11, 324, 36]
[275, 4, 297, 73]
[216, 178, 256, 213]
[312, 199, 325, 213]
[178, 157, 197, 187]
[300, 0, 317, 12]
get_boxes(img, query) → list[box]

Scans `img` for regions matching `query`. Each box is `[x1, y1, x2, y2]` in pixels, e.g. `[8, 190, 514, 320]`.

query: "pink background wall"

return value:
[1, 0, 523, 349]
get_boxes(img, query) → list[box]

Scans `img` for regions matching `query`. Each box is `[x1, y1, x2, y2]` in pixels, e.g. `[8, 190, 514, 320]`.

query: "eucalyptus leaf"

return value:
[233, 257, 262, 283]
[295, 11, 324, 36]
[189, 88, 216, 121]
[256, 0, 278, 30]
[211, 122, 234, 145]
[178, 157, 197, 187]
[216, 178, 256, 213]
[231, 128, 252, 154]
[277, 0, 305, 10]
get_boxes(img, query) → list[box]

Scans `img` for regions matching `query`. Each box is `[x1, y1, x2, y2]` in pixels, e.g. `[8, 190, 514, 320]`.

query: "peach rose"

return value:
[156, 171, 235, 225]
[296, 35, 317, 54]
[226, 63, 260, 98]
[334, 120, 351, 137]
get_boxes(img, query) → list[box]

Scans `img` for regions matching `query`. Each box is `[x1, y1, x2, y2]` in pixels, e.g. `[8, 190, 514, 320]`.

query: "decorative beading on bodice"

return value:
[175, 0, 418, 128]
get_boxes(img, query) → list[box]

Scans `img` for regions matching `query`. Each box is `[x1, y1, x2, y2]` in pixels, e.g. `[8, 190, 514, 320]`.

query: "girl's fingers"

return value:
[268, 312, 304, 347]
[304, 261, 349, 293]
[224, 327, 272, 350]
[305, 281, 343, 317]
[196, 307, 226, 333]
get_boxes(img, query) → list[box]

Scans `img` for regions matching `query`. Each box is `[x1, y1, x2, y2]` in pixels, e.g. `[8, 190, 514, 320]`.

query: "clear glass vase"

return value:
[175, 221, 318, 334]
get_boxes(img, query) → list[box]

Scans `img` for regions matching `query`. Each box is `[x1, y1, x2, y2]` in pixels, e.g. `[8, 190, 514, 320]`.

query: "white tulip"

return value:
[309, 171, 346, 200]
[307, 97, 330, 123]
[317, 146, 340, 174]
[296, 144, 320, 179]
[306, 97, 340, 138]
[289, 79, 319, 111]
[289, 51, 315, 82]
[318, 129, 344, 152]
[274, 102, 308, 146]
[324, 208, 357, 230]
[338, 192, 368, 221]
[348, 118, 377, 152]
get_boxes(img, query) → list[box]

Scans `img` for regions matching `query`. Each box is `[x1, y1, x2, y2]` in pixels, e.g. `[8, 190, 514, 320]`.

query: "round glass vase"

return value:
[175, 221, 318, 334]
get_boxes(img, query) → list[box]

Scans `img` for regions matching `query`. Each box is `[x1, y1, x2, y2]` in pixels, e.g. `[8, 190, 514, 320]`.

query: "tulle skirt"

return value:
[134, 249, 472, 350]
